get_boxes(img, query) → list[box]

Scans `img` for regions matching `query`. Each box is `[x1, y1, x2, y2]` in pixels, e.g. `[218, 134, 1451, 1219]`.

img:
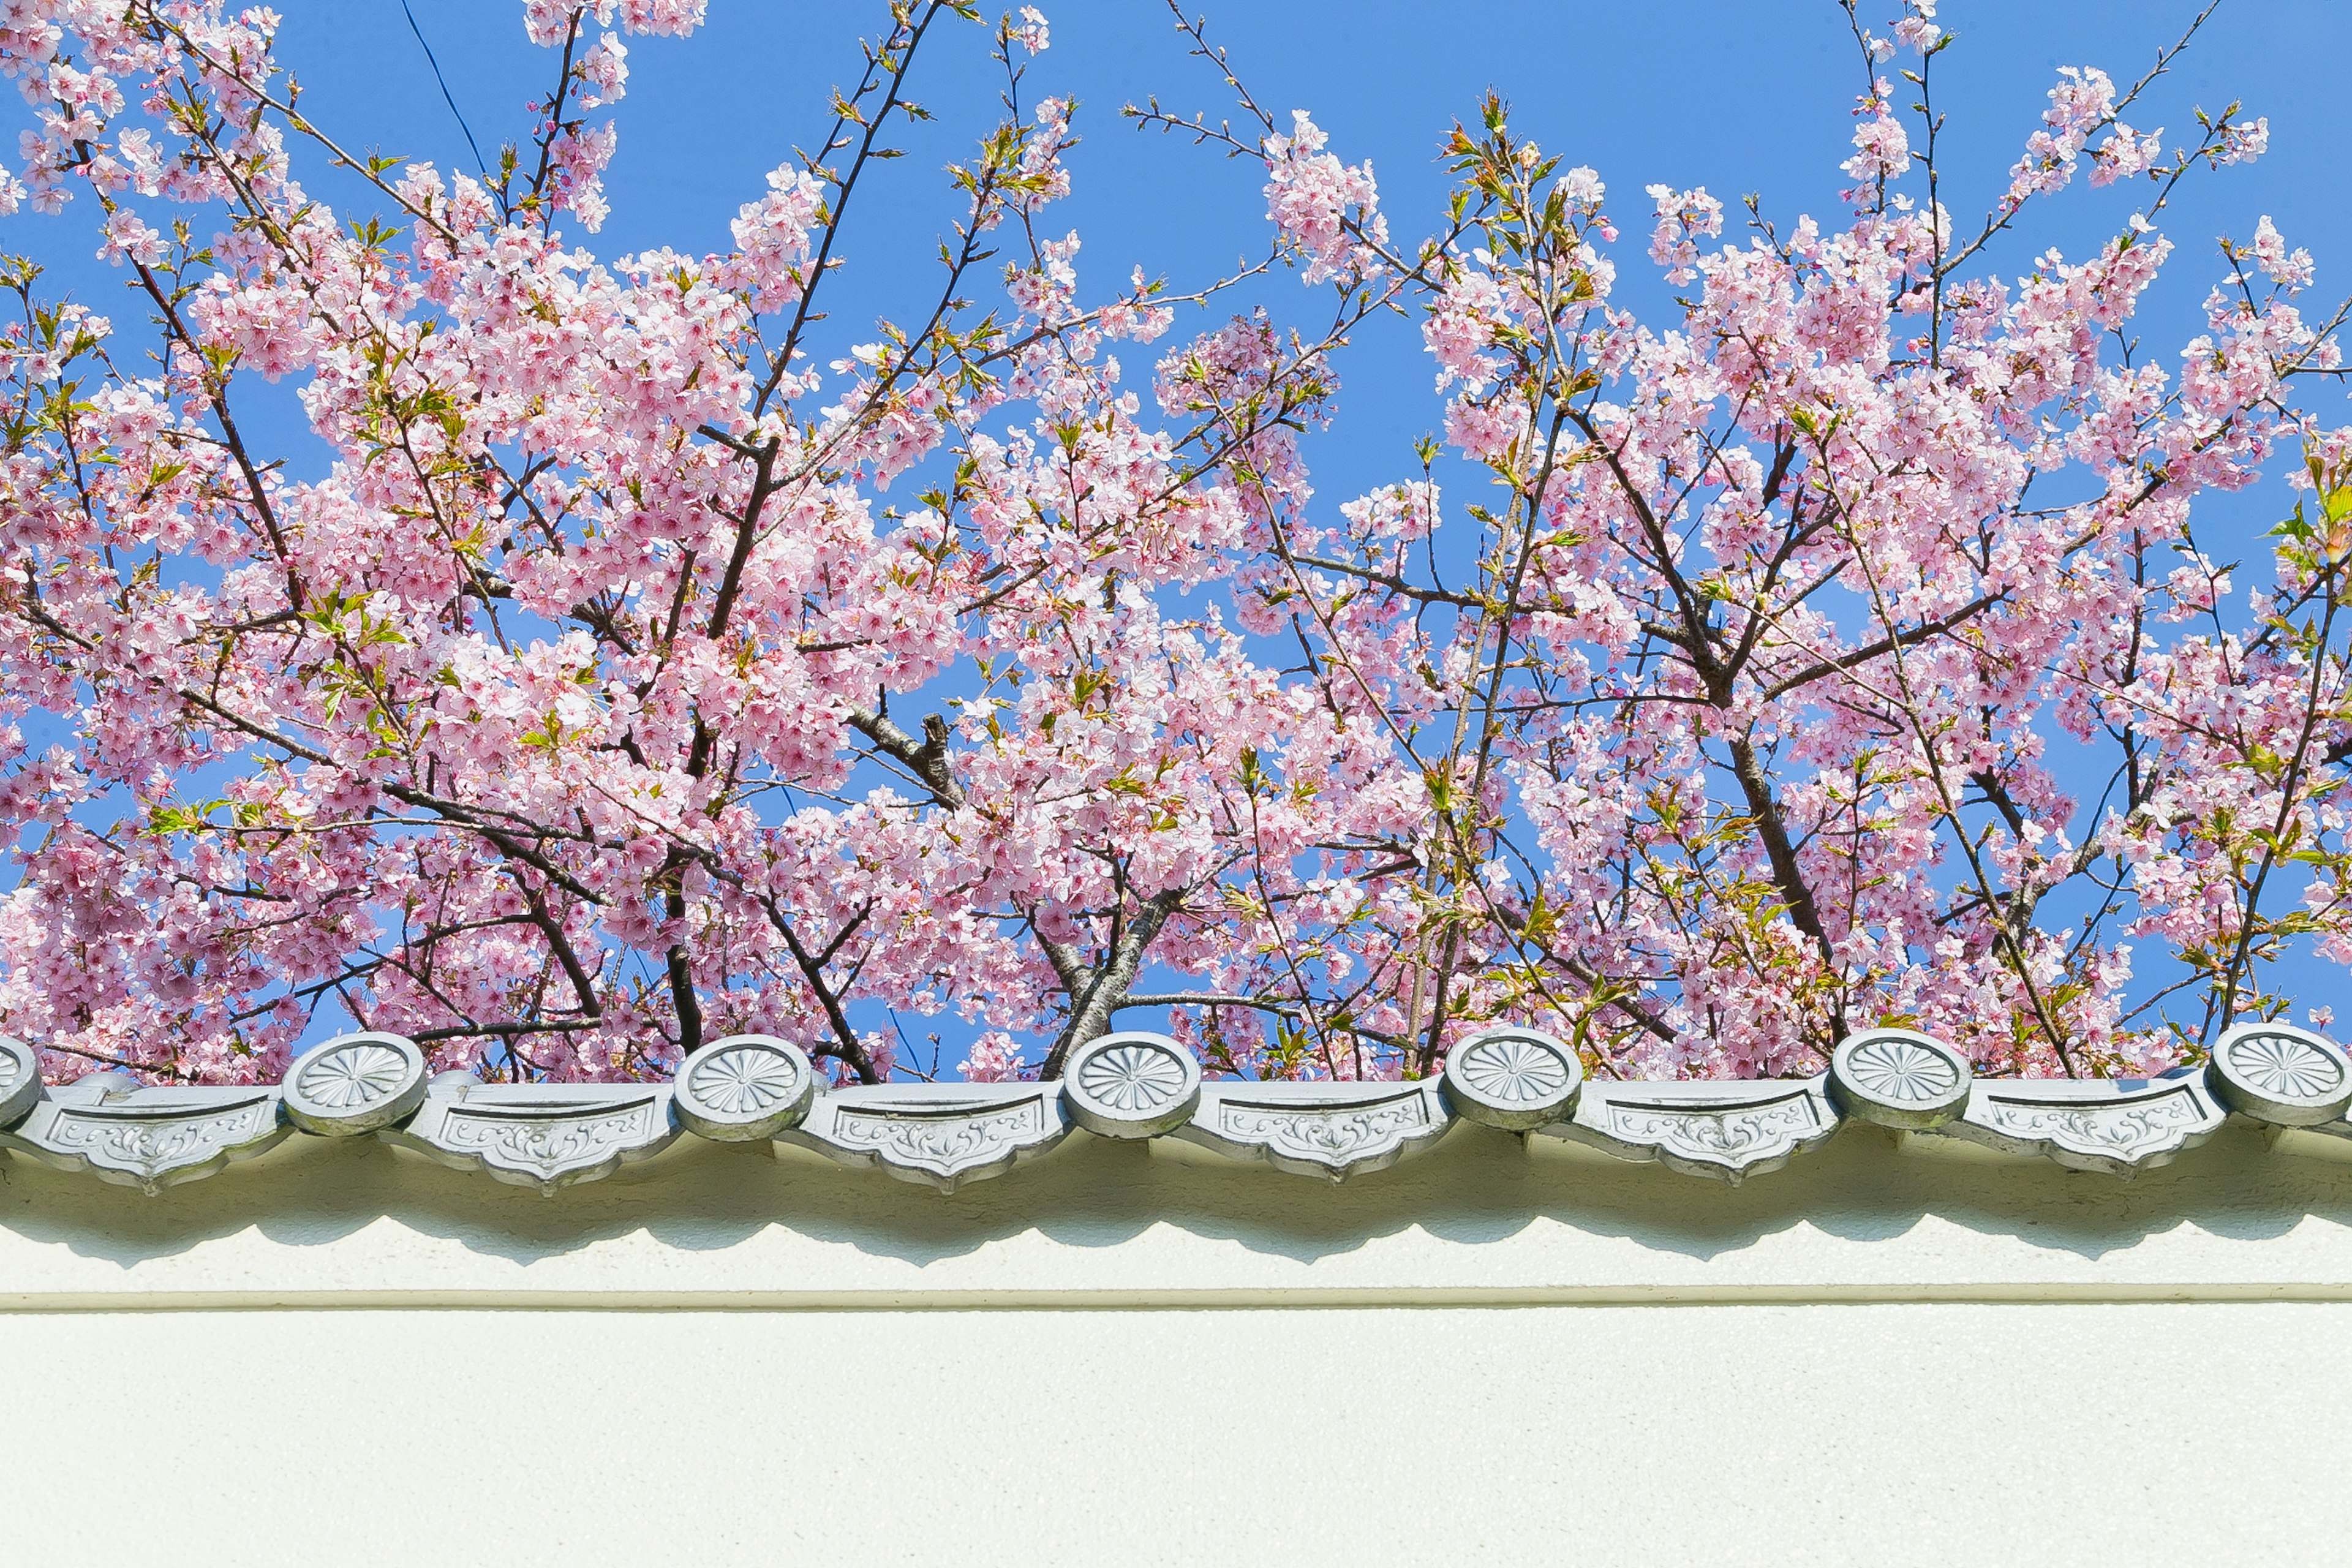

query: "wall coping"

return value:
[3, 1022, 2351, 1311]
[4, 1108, 2351, 1311]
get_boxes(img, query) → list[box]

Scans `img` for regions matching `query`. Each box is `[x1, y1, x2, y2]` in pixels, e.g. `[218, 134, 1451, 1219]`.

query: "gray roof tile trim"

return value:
[1536, 1076, 1838, 1185]
[780, 1081, 1069, 1191]
[383, 1078, 679, 1195]
[0, 1023, 2346, 1196]
[0, 1070, 288, 1194]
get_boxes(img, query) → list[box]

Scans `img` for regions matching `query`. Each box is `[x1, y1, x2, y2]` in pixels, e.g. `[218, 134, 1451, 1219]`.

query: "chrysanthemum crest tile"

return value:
[1061, 1032, 1201, 1138]
[282, 1032, 429, 1136]
[1537, 1077, 1839, 1183]
[1921, 1070, 2224, 1175]
[1828, 1029, 1972, 1130]
[1442, 1027, 1583, 1131]
[0, 1036, 44, 1129]
[2253, 1034, 2352, 1159]
[673, 1035, 816, 1141]
[385, 1077, 678, 1194]
[778, 1082, 1069, 1191]
[2204, 1022, 2352, 1126]
[1174, 1079, 1451, 1181]
[0, 1071, 288, 1194]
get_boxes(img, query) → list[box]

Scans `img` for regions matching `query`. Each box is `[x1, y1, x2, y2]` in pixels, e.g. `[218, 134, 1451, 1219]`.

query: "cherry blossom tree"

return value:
[0, 0, 2345, 1089]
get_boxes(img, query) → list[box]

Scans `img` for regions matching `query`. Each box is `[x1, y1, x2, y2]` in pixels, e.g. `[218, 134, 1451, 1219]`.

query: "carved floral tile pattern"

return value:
[1842, 1038, 1960, 1104]
[1602, 1093, 1823, 1161]
[1974, 1087, 2208, 1160]
[1213, 1093, 1433, 1169]
[1178, 1082, 1453, 1180]
[794, 1089, 1068, 1190]
[1077, 1044, 1189, 1114]
[1921, 1072, 2227, 1174]
[2226, 1033, 2345, 1100]
[437, 1099, 668, 1185]
[689, 1046, 804, 1116]
[296, 1043, 411, 1109]
[1551, 1081, 1841, 1183]
[30, 1094, 284, 1193]
[833, 1099, 1048, 1167]
[1452, 1036, 1573, 1106]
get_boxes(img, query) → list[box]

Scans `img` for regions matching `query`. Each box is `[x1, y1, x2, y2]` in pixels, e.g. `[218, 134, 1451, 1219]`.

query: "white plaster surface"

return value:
[3, 1117, 2351, 1562]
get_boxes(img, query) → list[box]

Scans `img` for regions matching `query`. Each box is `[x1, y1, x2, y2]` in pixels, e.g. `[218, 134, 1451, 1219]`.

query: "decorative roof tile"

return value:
[0, 1073, 287, 1195]
[0, 1023, 2344, 1198]
[778, 1082, 1069, 1192]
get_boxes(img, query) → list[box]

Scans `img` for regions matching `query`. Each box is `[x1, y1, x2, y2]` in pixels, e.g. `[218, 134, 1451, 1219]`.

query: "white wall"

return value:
[3, 1118, 2348, 1564]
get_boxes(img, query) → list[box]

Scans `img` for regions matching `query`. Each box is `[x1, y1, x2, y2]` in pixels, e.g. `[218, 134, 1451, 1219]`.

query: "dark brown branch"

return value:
[846, 704, 967, 808]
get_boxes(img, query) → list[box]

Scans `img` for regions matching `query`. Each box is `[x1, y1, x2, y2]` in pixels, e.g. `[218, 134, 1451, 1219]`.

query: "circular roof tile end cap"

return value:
[674, 1034, 818, 1142]
[1828, 1028, 1972, 1130]
[284, 1033, 429, 1136]
[1061, 1031, 1202, 1139]
[1442, 1026, 1584, 1131]
[0, 1036, 44, 1130]
[2207, 1021, 2352, 1126]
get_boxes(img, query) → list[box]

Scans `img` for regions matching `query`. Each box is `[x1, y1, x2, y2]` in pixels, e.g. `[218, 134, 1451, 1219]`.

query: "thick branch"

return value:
[1040, 888, 1185, 1078]
[846, 704, 967, 808]
[1727, 734, 1842, 1022]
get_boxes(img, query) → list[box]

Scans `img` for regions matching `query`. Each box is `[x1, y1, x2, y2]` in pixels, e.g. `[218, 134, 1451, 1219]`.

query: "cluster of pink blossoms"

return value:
[0, 2, 2345, 1090]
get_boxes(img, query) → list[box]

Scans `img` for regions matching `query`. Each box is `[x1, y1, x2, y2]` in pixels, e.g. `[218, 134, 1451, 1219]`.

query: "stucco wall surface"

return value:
[2, 1119, 2348, 1564]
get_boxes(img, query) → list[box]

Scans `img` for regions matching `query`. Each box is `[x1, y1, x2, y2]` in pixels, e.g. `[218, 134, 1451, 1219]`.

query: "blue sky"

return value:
[29, 0, 2350, 499]
[10, 1, 2352, 1062]
[294, 0, 2352, 497]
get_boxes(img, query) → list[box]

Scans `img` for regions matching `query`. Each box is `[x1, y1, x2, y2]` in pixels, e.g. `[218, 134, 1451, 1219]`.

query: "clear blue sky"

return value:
[11, 1, 2352, 1053]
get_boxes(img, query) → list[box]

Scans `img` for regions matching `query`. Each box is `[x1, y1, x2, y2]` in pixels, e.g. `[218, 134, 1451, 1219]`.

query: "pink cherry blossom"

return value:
[1645, 183, 1723, 285]
[0, 2, 2342, 1096]
[1263, 110, 1386, 286]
